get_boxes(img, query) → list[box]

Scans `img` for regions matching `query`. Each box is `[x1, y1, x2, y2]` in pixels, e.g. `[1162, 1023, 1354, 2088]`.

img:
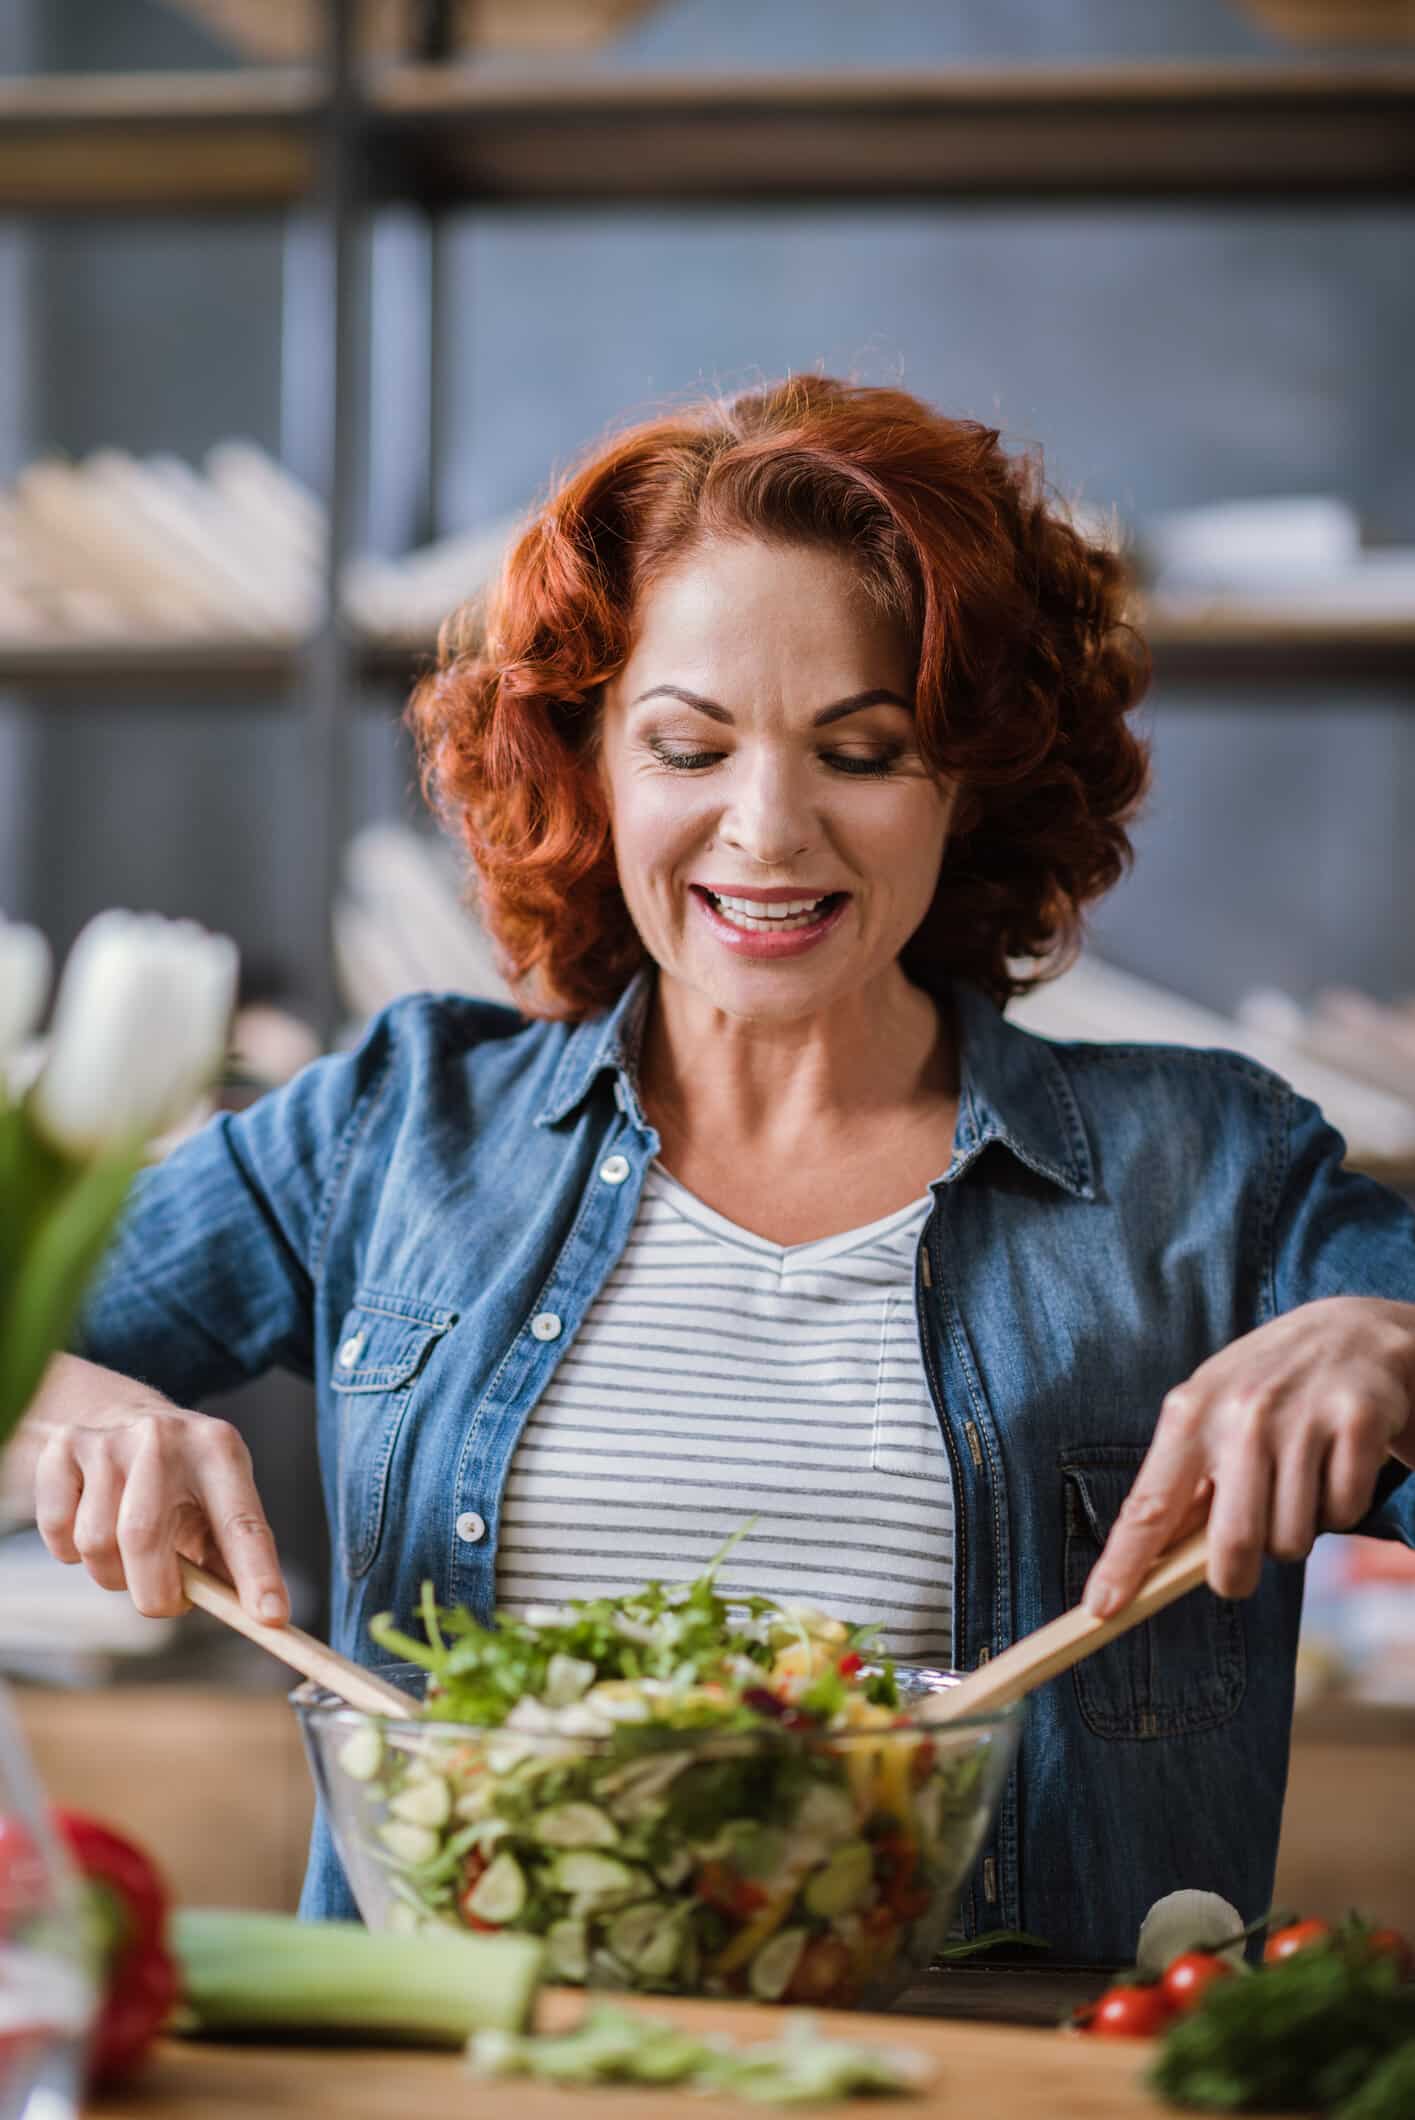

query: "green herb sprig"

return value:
[1149, 1924, 1415, 2113]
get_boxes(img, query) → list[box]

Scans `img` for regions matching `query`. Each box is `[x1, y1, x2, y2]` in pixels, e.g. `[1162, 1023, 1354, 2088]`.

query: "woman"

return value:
[30, 376, 1415, 1962]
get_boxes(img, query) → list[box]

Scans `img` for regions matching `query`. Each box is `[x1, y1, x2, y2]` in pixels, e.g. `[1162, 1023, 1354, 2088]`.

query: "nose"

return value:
[717, 748, 815, 868]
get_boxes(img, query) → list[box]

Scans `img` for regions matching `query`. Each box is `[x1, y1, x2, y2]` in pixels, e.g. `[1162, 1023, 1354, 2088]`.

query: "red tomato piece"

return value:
[785, 1935, 854, 2005]
[1083, 1984, 1175, 2039]
[457, 1850, 500, 1931]
[1264, 1917, 1333, 1964]
[1363, 1928, 1414, 1981]
[695, 1861, 768, 1921]
[837, 1652, 863, 1677]
[0, 1816, 49, 1935]
[1161, 1951, 1236, 2013]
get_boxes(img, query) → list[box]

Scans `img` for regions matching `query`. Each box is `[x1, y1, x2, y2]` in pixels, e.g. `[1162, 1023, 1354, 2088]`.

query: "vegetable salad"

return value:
[316, 1542, 1006, 2009]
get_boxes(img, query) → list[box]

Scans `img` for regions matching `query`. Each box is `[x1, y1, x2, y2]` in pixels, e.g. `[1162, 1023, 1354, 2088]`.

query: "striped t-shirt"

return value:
[496, 1160, 957, 1665]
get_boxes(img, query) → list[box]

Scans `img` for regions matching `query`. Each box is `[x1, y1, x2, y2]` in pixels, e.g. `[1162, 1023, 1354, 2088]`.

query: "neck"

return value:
[639, 963, 955, 1156]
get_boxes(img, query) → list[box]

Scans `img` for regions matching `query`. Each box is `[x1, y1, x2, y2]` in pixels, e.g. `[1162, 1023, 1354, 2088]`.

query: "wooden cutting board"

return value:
[92, 1987, 1304, 2119]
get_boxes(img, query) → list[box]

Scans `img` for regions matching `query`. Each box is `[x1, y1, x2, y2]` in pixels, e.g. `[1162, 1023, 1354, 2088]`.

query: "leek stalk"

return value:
[170, 1910, 543, 2045]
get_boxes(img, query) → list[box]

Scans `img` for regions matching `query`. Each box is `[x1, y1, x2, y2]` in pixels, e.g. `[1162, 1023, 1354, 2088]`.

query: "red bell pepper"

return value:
[53, 1809, 178, 2087]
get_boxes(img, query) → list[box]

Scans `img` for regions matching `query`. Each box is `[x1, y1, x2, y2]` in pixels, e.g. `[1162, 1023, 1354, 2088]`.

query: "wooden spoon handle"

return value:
[178, 1561, 415, 1718]
[921, 1529, 1211, 1725]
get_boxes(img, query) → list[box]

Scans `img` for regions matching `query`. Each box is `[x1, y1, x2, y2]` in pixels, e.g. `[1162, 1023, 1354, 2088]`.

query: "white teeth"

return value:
[704, 890, 835, 934]
[711, 892, 830, 921]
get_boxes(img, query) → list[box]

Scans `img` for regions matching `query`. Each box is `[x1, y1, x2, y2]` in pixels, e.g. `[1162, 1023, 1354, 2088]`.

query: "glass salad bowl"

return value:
[294, 1664, 1019, 2011]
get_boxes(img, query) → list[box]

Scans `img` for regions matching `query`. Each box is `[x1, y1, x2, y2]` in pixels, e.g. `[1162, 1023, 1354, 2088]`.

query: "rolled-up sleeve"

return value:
[70, 1015, 391, 1407]
[1271, 1088, 1415, 1546]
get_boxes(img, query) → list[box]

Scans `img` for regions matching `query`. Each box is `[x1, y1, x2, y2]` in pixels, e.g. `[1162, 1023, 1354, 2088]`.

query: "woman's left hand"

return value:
[1083, 1296, 1415, 1615]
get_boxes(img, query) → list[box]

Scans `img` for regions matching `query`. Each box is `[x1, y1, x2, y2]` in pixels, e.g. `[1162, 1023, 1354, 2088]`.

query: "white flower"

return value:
[0, 917, 52, 1061]
[31, 911, 238, 1157]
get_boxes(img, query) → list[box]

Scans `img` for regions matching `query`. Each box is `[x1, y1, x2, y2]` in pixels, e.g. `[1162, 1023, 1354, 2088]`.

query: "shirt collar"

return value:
[536, 964, 1094, 1201]
[946, 980, 1095, 1200]
[535, 966, 656, 1131]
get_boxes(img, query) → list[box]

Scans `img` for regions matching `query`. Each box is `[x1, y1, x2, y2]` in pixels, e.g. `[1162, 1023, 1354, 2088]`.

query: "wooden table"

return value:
[91, 1988, 1270, 2120]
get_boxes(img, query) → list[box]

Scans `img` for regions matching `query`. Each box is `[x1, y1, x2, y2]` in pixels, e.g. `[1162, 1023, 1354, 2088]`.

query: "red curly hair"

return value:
[407, 374, 1151, 1019]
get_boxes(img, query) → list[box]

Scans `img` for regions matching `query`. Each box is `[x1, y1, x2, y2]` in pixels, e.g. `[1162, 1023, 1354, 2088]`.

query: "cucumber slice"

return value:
[453, 1781, 496, 1822]
[466, 1852, 528, 1925]
[543, 1653, 597, 1706]
[337, 1723, 384, 1783]
[653, 1847, 696, 1890]
[608, 1903, 681, 1982]
[546, 1918, 590, 1983]
[533, 1802, 618, 1849]
[802, 1839, 873, 1919]
[796, 1782, 857, 1843]
[377, 1820, 442, 1867]
[749, 1926, 808, 2002]
[389, 1774, 452, 1828]
[550, 1851, 642, 1904]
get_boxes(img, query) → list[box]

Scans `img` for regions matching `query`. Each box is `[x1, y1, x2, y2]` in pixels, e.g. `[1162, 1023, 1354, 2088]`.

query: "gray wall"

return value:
[5, 0, 1414, 1592]
[10, 0, 1413, 1012]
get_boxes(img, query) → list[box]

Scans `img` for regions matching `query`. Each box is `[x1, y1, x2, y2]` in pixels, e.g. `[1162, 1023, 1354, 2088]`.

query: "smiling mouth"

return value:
[692, 887, 846, 933]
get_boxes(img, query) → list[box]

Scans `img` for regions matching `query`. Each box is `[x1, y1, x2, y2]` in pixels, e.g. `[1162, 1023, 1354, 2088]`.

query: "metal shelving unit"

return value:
[2, 19, 1414, 1028]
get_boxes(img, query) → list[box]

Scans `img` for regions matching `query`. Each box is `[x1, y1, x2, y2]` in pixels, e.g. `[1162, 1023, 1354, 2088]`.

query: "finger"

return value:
[33, 1436, 83, 1564]
[1206, 1435, 1274, 1599]
[1323, 1416, 1385, 1531]
[69, 1452, 129, 1592]
[1268, 1424, 1326, 1563]
[115, 1421, 200, 1618]
[1083, 1395, 1209, 1616]
[194, 1422, 289, 1624]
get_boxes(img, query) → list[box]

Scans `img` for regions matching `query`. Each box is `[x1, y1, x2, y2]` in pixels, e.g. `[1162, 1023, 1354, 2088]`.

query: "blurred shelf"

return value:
[2, 61, 1414, 212]
[1292, 1694, 1415, 1745]
[0, 638, 306, 697]
[0, 68, 317, 211]
[4, 614, 1414, 699]
[1143, 611, 1415, 688]
[368, 60, 1415, 207]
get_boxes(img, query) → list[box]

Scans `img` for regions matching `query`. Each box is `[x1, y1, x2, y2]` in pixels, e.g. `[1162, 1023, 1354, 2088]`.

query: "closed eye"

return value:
[649, 742, 901, 778]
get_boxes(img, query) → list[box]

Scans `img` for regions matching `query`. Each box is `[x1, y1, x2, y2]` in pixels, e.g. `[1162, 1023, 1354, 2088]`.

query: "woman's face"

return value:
[597, 536, 957, 1023]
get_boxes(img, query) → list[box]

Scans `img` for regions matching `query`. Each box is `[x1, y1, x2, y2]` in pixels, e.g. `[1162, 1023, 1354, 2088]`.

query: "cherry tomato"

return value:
[1263, 1917, 1333, 1964]
[837, 1652, 863, 1678]
[1362, 1928, 1414, 1981]
[1083, 1984, 1175, 2038]
[1161, 1950, 1236, 2013]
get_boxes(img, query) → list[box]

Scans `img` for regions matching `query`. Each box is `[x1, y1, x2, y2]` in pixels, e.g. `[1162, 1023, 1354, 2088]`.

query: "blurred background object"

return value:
[1231, 2, 1415, 43]
[158, 0, 661, 61]
[1, 1, 1412, 1751]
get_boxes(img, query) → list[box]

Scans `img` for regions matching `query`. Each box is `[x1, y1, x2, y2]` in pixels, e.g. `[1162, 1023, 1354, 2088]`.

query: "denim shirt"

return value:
[74, 969, 1415, 1964]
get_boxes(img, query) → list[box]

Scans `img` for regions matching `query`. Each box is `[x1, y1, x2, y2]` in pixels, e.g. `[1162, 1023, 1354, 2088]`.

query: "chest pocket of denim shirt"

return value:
[330, 1292, 456, 1579]
[871, 1294, 946, 1478]
[1060, 1445, 1246, 1739]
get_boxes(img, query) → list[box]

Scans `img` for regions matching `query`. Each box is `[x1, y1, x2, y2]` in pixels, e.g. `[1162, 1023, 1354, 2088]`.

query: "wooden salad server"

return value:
[920, 1529, 1211, 1725]
[178, 1560, 415, 1718]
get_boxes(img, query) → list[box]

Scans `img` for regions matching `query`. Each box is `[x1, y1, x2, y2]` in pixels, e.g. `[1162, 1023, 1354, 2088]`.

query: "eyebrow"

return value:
[630, 684, 913, 728]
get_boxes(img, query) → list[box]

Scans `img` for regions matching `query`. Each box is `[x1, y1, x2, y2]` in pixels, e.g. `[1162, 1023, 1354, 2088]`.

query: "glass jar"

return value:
[0, 1680, 97, 2120]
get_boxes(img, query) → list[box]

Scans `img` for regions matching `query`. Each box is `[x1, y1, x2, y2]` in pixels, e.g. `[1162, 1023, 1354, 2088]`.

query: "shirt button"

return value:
[599, 1154, 630, 1185]
[530, 1312, 562, 1342]
[455, 1511, 486, 1544]
[337, 1331, 365, 1368]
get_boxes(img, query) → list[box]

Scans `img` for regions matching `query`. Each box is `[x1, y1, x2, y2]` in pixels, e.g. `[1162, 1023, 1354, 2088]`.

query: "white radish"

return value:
[1135, 1890, 1247, 1977]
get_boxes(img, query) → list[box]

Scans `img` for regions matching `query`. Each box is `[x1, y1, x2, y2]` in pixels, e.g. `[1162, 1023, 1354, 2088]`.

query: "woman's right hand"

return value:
[28, 1354, 290, 1623]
